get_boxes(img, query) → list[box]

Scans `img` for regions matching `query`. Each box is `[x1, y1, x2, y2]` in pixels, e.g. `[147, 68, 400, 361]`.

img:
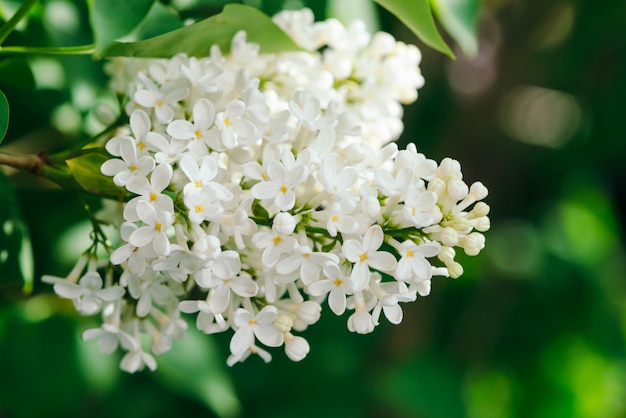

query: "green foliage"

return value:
[374, 0, 455, 58]
[101, 4, 304, 58]
[89, 0, 156, 53]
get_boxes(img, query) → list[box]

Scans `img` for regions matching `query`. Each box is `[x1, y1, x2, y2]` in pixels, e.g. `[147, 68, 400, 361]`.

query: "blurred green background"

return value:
[1, 0, 625, 417]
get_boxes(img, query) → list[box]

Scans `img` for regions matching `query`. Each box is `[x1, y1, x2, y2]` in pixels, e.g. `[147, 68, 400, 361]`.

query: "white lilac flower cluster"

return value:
[43, 9, 490, 371]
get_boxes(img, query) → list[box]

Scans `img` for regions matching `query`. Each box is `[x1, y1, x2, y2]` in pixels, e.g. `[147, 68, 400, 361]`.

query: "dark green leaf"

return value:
[0, 91, 8, 144]
[0, 59, 35, 90]
[89, 0, 156, 53]
[374, 0, 455, 58]
[430, 0, 479, 57]
[0, 170, 33, 294]
[101, 4, 303, 58]
[66, 151, 128, 199]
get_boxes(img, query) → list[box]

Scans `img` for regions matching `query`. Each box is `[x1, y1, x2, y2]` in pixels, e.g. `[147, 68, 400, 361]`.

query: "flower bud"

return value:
[285, 334, 310, 361]
[297, 300, 321, 325]
[274, 314, 293, 333]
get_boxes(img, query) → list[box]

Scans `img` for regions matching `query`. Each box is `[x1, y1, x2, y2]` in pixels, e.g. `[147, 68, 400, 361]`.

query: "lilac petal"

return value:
[256, 305, 278, 323]
[275, 254, 301, 275]
[153, 232, 171, 256]
[134, 89, 158, 107]
[210, 285, 231, 314]
[275, 190, 295, 211]
[194, 99, 215, 130]
[230, 276, 258, 297]
[100, 159, 127, 176]
[342, 240, 363, 263]
[251, 182, 279, 200]
[367, 252, 397, 272]
[254, 325, 283, 347]
[98, 286, 125, 301]
[179, 154, 199, 181]
[53, 282, 84, 298]
[98, 333, 119, 354]
[167, 120, 196, 140]
[151, 164, 173, 192]
[351, 262, 370, 291]
[383, 305, 403, 324]
[129, 226, 154, 247]
[136, 294, 151, 317]
[307, 279, 334, 296]
[328, 288, 347, 315]
[363, 225, 383, 252]
[230, 326, 254, 355]
[233, 308, 253, 328]
[130, 109, 150, 139]
[416, 242, 441, 258]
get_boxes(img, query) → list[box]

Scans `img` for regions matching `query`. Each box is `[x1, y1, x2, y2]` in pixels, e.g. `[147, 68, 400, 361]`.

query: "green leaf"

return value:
[89, 0, 156, 53]
[66, 151, 128, 199]
[0, 91, 8, 144]
[129, 2, 184, 40]
[101, 4, 303, 58]
[0, 59, 35, 90]
[374, 0, 455, 58]
[430, 0, 479, 57]
[0, 170, 33, 294]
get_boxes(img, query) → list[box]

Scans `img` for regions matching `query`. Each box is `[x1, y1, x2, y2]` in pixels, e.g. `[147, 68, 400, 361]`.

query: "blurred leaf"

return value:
[430, 0, 479, 57]
[0, 90, 8, 143]
[156, 327, 242, 418]
[129, 2, 184, 40]
[66, 151, 127, 199]
[374, 0, 454, 58]
[0, 59, 35, 90]
[101, 4, 303, 58]
[89, 0, 156, 53]
[0, 170, 33, 293]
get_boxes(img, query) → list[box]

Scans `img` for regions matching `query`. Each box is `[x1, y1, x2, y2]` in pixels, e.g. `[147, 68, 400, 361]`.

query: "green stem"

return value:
[0, 44, 96, 56]
[0, 0, 39, 45]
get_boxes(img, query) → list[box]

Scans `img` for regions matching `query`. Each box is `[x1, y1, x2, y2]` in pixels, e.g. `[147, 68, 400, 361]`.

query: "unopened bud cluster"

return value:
[43, 9, 489, 371]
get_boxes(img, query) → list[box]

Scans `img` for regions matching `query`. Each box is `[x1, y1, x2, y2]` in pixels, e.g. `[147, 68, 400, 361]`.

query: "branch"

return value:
[0, 0, 39, 45]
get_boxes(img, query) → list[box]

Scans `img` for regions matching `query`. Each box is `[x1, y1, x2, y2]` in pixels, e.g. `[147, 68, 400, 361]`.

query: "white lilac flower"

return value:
[42, 11, 492, 369]
[395, 240, 441, 282]
[342, 225, 397, 291]
[307, 262, 354, 315]
[100, 137, 155, 187]
[123, 163, 174, 222]
[229, 306, 284, 356]
[129, 200, 174, 256]
[42, 270, 125, 315]
[134, 72, 188, 123]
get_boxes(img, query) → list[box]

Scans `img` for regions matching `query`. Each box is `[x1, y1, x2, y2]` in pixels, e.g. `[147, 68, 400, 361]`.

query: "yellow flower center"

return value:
[359, 253, 367, 262]
[273, 236, 282, 244]
[155, 223, 162, 232]
[195, 205, 204, 213]
[334, 277, 343, 286]
[406, 250, 413, 257]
